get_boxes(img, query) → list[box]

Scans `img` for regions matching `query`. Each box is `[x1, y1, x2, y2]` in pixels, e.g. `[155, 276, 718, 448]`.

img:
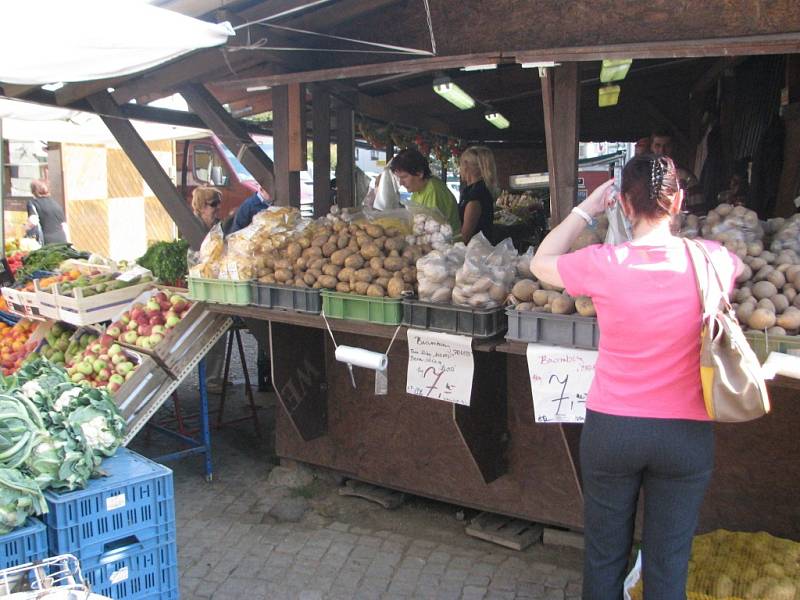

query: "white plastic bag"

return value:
[604, 202, 632, 245]
[373, 167, 401, 211]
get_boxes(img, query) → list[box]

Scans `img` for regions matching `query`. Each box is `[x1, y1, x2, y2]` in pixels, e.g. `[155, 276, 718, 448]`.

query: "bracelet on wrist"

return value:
[571, 206, 594, 226]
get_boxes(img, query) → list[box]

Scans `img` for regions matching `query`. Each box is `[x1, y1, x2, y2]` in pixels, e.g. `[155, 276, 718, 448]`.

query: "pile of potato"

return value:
[733, 246, 800, 334]
[256, 216, 427, 298]
[509, 277, 596, 317]
[700, 203, 763, 258]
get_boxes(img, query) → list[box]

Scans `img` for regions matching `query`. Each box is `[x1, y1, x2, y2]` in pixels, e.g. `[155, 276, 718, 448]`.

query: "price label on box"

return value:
[526, 344, 597, 423]
[406, 329, 474, 405]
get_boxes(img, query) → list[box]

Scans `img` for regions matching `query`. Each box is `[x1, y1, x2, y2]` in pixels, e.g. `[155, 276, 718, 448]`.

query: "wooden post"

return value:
[272, 85, 295, 207]
[312, 85, 331, 217]
[336, 107, 355, 208]
[86, 92, 206, 249]
[179, 83, 275, 198]
[288, 83, 307, 173]
[540, 63, 580, 225]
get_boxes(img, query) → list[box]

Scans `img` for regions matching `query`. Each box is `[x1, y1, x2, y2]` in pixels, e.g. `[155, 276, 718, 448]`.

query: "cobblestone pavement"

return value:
[131, 332, 584, 600]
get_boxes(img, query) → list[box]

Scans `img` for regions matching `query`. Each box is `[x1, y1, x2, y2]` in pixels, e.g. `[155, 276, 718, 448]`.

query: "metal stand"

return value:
[217, 324, 260, 434]
[148, 358, 214, 482]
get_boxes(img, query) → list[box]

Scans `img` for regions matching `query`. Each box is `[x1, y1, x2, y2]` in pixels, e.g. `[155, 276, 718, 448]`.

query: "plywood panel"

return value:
[62, 145, 107, 201]
[107, 148, 143, 199]
[68, 199, 109, 257]
[144, 196, 177, 245]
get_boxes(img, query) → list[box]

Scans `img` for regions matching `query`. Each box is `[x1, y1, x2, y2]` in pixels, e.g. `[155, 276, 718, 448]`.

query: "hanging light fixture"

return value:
[598, 84, 621, 107]
[433, 78, 476, 110]
[484, 110, 510, 129]
[599, 59, 632, 83]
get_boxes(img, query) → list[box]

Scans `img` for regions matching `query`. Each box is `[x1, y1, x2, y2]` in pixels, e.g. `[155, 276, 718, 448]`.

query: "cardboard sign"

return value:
[526, 344, 598, 423]
[406, 329, 474, 405]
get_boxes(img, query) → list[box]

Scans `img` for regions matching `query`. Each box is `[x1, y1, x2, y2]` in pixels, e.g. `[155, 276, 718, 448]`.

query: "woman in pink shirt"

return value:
[532, 155, 741, 600]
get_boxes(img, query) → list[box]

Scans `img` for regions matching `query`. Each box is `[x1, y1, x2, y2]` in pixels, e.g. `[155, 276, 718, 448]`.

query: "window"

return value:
[193, 145, 229, 186]
[370, 149, 380, 160]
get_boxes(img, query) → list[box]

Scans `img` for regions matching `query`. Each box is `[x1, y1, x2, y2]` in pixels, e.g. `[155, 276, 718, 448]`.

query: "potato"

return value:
[532, 289, 550, 306]
[375, 277, 390, 288]
[767, 326, 787, 336]
[332, 221, 346, 232]
[353, 268, 374, 283]
[274, 268, 292, 283]
[752, 280, 778, 300]
[541, 282, 564, 292]
[748, 308, 776, 330]
[364, 224, 384, 238]
[748, 257, 767, 271]
[311, 234, 329, 247]
[381, 257, 404, 273]
[360, 243, 381, 259]
[353, 281, 370, 295]
[337, 267, 355, 282]
[575, 296, 596, 317]
[330, 248, 353, 266]
[551, 295, 576, 315]
[347, 239, 360, 253]
[754, 265, 773, 282]
[316, 275, 337, 289]
[366, 283, 385, 297]
[735, 264, 752, 283]
[337, 234, 351, 249]
[430, 288, 452, 303]
[293, 278, 307, 288]
[746, 241, 764, 256]
[387, 278, 408, 298]
[308, 258, 326, 271]
[384, 237, 405, 253]
[777, 307, 800, 330]
[783, 285, 797, 303]
[303, 246, 323, 260]
[303, 272, 317, 286]
[767, 270, 787, 289]
[322, 264, 341, 277]
[736, 302, 755, 324]
[259, 275, 276, 284]
[786, 265, 800, 282]
[322, 242, 338, 257]
[734, 287, 752, 303]
[297, 236, 311, 249]
[516, 302, 533, 311]
[377, 268, 394, 279]
[336, 282, 351, 293]
[273, 258, 292, 270]
[761, 251, 776, 264]
[344, 254, 365, 269]
[772, 294, 790, 313]
[757, 298, 776, 312]
[512, 279, 537, 302]
[368, 256, 384, 271]
[294, 257, 308, 271]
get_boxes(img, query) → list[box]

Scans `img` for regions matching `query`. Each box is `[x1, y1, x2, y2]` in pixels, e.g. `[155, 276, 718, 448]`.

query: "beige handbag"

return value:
[683, 239, 770, 422]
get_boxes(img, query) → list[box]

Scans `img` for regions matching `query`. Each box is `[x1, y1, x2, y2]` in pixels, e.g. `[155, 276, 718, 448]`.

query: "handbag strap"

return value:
[683, 238, 731, 318]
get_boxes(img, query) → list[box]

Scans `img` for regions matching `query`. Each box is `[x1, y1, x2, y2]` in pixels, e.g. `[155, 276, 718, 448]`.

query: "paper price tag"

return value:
[406, 329, 474, 405]
[106, 493, 126, 511]
[110, 567, 129, 584]
[526, 344, 597, 423]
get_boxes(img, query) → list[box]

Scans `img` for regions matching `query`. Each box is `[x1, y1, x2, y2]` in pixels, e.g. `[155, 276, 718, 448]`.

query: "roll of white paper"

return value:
[761, 351, 800, 380]
[334, 345, 388, 371]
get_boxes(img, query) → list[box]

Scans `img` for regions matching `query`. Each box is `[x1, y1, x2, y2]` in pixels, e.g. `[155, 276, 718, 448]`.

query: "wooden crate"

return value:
[2, 287, 50, 321]
[48, 280, 155, 326]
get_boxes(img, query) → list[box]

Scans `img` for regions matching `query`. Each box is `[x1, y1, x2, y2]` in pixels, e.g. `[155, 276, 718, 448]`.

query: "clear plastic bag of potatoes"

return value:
[452, 233, 517, 308]
[416, 244, 466, 303]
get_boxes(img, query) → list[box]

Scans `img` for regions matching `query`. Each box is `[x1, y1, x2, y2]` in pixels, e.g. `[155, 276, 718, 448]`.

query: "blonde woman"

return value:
[191, 186, 222, 229]
[458, 146, 498, 243]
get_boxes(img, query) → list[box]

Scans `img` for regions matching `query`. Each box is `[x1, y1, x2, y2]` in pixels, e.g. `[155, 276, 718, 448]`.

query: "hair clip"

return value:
[650, 158, 665, 202]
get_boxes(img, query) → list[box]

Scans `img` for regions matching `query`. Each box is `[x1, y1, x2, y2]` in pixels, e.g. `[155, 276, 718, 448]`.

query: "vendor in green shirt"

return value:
[389, 148, 461, 236]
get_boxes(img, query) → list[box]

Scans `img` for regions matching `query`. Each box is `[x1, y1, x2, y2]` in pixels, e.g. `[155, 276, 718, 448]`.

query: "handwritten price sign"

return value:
[526, 344, 598, 423]
[406, 329, 474, 405]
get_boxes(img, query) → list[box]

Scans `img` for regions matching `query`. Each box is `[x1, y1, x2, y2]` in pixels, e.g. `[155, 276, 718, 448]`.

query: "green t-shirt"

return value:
[411, 176, 461, 236]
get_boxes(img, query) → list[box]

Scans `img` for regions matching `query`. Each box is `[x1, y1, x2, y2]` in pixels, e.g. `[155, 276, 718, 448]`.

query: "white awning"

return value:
[0, 0, 233, 85]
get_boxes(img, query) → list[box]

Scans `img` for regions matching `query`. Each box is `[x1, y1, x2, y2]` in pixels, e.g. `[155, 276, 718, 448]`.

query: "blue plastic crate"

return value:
[81, 535, 178, 600]
[0, 517, 48, 570]
[44, 448, 175, 558]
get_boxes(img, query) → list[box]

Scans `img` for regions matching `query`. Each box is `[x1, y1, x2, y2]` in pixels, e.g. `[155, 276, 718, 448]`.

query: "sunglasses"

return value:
[206, 199, 221, 208]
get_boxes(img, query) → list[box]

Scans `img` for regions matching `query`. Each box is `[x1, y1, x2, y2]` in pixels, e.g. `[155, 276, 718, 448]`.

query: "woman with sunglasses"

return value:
[532, 155, 742, 600]
[191, 186, 222, 229]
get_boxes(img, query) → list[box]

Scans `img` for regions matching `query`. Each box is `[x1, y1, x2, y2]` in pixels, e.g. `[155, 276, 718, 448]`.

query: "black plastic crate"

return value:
[505, 307, 600, 349]
[251, 282, 322, 314]
[402, 299, 507, 339]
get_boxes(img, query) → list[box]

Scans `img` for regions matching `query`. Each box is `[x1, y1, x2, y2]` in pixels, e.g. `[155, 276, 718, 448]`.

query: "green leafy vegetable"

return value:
[0, 395, 47, 469]
[15, 243, 89, 283]
[137, 239, 189, 285]
[0, 468, 47, 534]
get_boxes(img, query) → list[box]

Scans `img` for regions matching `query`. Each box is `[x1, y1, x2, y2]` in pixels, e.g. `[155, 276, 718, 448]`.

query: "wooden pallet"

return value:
[338, 480, 407, 509]
[465, 512, 543, 551]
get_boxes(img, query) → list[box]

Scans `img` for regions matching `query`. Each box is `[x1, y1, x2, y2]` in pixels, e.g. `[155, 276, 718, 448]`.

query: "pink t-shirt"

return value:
[557, 238, 737, 420]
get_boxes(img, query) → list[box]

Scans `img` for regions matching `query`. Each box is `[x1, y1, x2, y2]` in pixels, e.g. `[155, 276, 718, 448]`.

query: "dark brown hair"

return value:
[621, 154, 680, 220]
[389, 148, 431, 179]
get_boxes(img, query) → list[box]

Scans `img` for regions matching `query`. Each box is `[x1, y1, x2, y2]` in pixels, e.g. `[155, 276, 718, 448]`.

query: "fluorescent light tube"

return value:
[484, 111, 510, 129]
[461, 64, 497, 72]
[246, 85, 271, 92]
[600, 59, 632, 83]
[433, 78, 475, 110]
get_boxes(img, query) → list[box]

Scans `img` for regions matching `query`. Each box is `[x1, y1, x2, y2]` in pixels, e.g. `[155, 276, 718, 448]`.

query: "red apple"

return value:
[130, 307, 144, 321]
[155, 292, 169, 304]
[151, 325, 165, 335]
[99, 334, 114, 347]
[137, 324, 152, 337]
[149, 314, 165, 326]
[107, 381, 121, 394]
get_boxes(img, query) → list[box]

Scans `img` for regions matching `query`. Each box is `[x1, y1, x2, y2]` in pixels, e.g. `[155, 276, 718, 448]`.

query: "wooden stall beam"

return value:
[86, 91, 207, 249]
[269, 321, 328, 441]
[312, 85, 332, 217]
[336, 107, 355, 208]
[540, 63, 580, 225]
[179, 82, 276, 196]
[273, 85, 293, 206]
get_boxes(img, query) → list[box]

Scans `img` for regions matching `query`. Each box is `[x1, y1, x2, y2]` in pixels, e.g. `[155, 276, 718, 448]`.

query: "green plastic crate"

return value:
[187, 277, 251, 305]
[744, 330, 800, 364]
[322, 291, 403, 325]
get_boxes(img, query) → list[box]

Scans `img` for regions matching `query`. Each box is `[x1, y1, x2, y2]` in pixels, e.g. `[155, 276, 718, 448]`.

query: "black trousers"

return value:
[580, 409, 714, 600]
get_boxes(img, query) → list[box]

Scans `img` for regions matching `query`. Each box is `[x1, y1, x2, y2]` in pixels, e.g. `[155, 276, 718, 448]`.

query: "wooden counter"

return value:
[210, 304, 799, 539]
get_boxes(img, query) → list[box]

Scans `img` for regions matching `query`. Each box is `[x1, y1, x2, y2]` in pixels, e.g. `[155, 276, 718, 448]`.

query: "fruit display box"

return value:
[402, 299, 507, 339]
[36, 278, 156, 326]
[63, 329, 145, 394]
[187, 276, 251, 305]
[322, 291, 403, 325]
[251, 282, 322, 314]
[1, 286, 50, 321]
[104, 288, 231, 377]
[505, 308, 600, 349]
